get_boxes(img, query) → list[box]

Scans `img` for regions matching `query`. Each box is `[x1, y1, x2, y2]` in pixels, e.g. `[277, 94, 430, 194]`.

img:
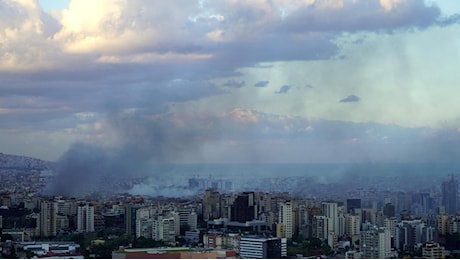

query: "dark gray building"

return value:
[442, 175, 458, 215]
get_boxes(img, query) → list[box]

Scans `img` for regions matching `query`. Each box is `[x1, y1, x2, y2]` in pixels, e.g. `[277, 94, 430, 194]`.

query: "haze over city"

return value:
[3, 2, 460, 258]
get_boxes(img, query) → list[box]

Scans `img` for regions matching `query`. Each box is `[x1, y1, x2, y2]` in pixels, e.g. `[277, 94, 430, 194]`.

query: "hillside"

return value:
[0, 152, 53, 170]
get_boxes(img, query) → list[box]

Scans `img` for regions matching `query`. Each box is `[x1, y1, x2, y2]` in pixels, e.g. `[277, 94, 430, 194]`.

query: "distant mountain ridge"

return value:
[0, 152, 53, 170]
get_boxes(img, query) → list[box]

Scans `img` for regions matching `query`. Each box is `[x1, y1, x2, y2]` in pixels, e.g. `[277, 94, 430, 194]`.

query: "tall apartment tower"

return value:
[345, 214, 360, 243]
[322, 202, 339, 236]
[204, 189, 220, 221]
[77, 204, 95, 232]
[278, 201, 293, 239]
[361, 227, 391, 259]
[39, 200, 57, 237]
[442, 175, 458, 215]
[312, 215, 329, 240]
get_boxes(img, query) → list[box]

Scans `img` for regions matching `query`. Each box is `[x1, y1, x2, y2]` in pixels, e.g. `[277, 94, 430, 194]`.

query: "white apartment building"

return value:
[77, 204, 94, 233]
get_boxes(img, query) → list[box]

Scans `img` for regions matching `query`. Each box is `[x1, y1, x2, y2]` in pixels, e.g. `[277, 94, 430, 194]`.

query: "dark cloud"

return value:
[254, 81, 269, 87]
[340, 95, 360, 103]
[251, 64, 274, 69]
[435, 13, 460, 27]
[278, 0, 441, 33]
[223, 79, 245, 88]
[276, 85, 291, 94]
[215, 34, 338, 66]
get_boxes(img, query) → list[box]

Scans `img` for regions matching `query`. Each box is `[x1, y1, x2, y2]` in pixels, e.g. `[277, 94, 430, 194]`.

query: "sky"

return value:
[1, 0, 460, 164]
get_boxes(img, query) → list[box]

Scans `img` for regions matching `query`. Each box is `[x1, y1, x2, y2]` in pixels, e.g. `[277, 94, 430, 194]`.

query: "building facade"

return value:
[77, 204, 94, 233]
[239, 236, 286, 259]
[278, 201, 293, 238]
[441, 175, 458, 215]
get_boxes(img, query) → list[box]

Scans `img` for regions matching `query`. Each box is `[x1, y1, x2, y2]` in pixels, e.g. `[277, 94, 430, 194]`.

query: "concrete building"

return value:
[125, 204, 142, 236]
[204, 189, 220, 221]
[149, 215, 178, 243]
[278, 201, 293, 238]
[203, 232, 241, 251]
[136, 217, 154, 238]
[442, 175, 458, 215]
[361, 227, 391, 259]
[345, 214, 360, 243]
[239, 236, 287, 259]
[322, 201, 339, 236]
[346, 199, 361, 214]
[77, 204, 94, 233]
[422, 242, 445, 259]
[231, 192, 256, 223]
[438, 214, 450, 235]
[312, 215, 329, 240]
[39, 200, 57, 237]
[397, 220, 425, 251]
[178, 205, 197, 230]
[55, 214, 69, 234]
[384, 217, 398, 248]
[383, 203, 396, 218]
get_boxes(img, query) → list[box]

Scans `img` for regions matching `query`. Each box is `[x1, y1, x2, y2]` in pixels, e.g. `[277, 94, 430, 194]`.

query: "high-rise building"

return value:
[384, 217, 398, 248]
[125, 204, 142, 236]
[383, 203, 396, 218]
[188, 211, 198, 230]
[204, 189, 220, 221]
[39, 200, 57, 237]
[345, 214, 360, 243]
[322, 202, 339, 236]
[178, 206, 198, 231]
[278, 201, 293, 239]
[361, 227, 391, 259]
[231, 192, 255, 223]
[77, 204, 95, 233]
[161, 216, 177, 242]
[136, 217, 154, 239]
[438, 215, 450, 236]
[442, 175, 458, 215]
[312, 215, 329, 240]
[149, 215, 178, 243]
[346, 199, 361, 214]
[56, 214, 69, 233]
[256, 193, 272, 213]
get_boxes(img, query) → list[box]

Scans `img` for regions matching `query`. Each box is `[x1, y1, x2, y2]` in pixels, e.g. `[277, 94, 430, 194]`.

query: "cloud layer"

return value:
[1, 0, 460, 165]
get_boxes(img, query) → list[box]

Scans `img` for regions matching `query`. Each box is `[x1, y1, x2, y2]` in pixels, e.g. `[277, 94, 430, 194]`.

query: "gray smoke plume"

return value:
[43, 110, 218, 198]
[42, 78, 224, 198]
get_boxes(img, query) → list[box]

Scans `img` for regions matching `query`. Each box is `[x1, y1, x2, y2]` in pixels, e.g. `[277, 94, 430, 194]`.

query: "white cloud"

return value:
[0, 0, 61, 71]
[379, 0, 403, 12]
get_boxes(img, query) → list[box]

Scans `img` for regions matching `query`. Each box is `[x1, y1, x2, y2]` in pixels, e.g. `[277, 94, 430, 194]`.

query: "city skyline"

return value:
[1, 0, 460, 163]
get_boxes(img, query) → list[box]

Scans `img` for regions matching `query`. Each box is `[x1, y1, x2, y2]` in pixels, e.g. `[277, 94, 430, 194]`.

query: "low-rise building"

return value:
[422, 242, 445, 259]
[239, 236, 286, 259]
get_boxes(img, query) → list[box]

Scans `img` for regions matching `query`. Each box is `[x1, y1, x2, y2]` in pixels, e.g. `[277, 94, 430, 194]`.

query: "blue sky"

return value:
[1, 0, 460, 163]
[38, 0, 69, 12]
